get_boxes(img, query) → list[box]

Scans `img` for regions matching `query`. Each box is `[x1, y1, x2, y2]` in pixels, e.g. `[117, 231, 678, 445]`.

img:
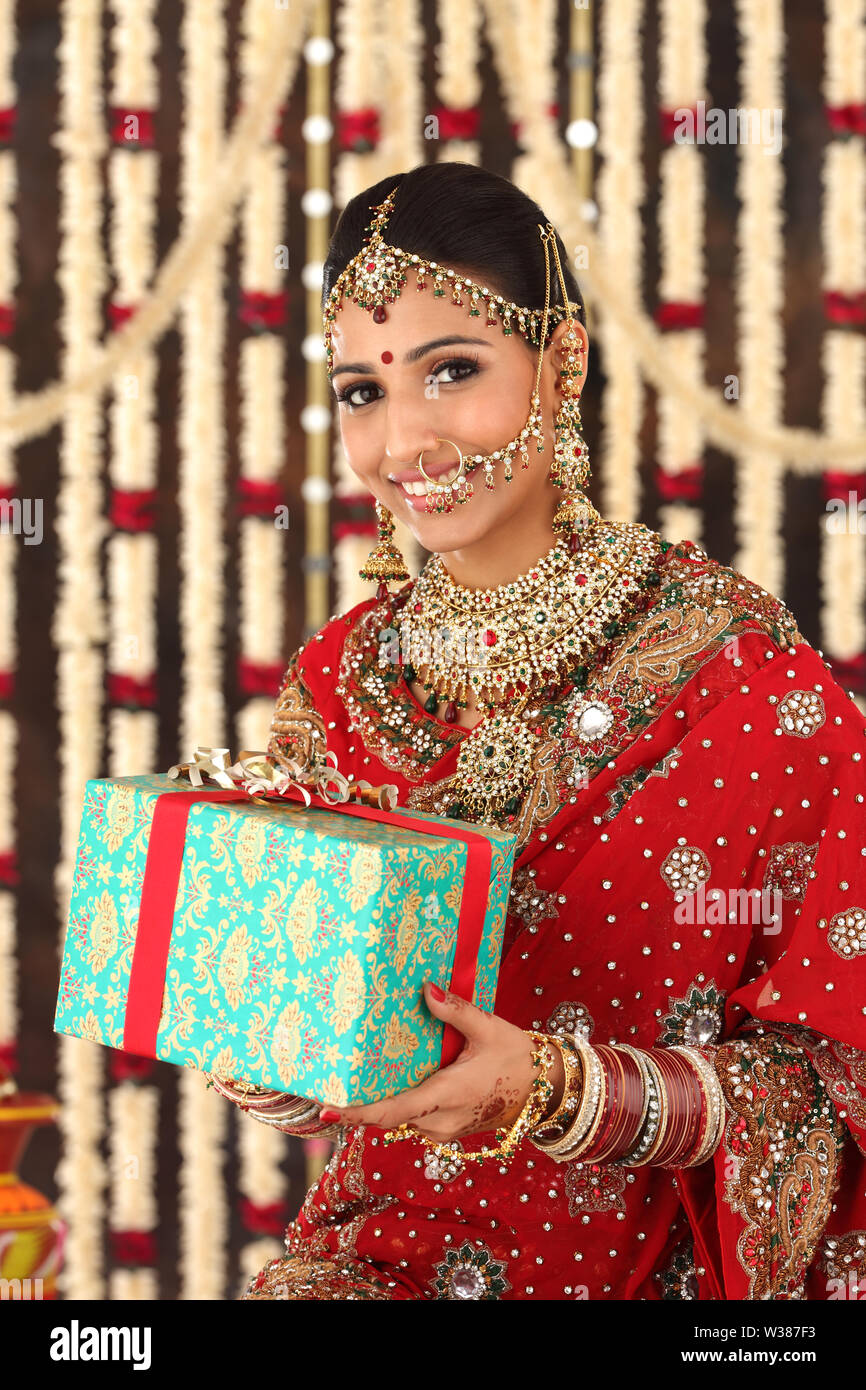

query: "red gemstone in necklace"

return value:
[483, 629, 498, 646]
[444, 701, 457, 723]
[577, 574, 587, 585]
[372, 305, 387, 324]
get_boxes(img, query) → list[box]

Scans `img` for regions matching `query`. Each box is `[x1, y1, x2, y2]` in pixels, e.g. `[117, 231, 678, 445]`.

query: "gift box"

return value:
[54, 764, 517, 1106]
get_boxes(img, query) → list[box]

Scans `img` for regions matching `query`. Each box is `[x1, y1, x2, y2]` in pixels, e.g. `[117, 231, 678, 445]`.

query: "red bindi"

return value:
[380, 350, 393, 364]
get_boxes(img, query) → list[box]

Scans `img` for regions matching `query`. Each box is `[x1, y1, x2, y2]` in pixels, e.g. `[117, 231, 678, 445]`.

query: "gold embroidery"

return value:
[715, 1031, 845, 1299]
[808, 1037, 866, 1152]
[287, 1125, 398, 1262]
[604, 604, 734, 688]
[267, 647, 330, 777]
[241, 1253, 392, 1300]
[762, 842, 819, 903]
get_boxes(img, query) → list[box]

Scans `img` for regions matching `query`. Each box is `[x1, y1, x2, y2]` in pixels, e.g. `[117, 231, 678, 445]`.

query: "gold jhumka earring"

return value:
[323, 186, 597, 600]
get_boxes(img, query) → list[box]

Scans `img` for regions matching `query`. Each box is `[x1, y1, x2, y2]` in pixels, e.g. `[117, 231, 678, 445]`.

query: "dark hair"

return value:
[321, 162, 586, 348]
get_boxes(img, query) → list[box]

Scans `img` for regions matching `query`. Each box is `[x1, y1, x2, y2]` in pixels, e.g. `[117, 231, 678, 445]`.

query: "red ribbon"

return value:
[337, 108, 380, 151]
[239, 1197, 291, 1235]
[0, 848, 19, 886]
[236, 476, 286, 516]
[332, 519, 378, 539]
[821, 470, 866, 503]
[824, 289, 866, 325]
[237, 657, 285, 696]
[124, 786, 494, 1071]
[110, 1230, 158, 1265]
[107, 302, 138, 331]
[109, 486, 159, 530]
[655, 462, 704, 501]
[107, 671, 158, 708]
[659, 105, 698, 143]
[238, 290, 289, 330]
[109, 107, 156, 147]
[432, 105, 480, 140]
[654, 301, 705, 331]
[826, 103, 866, 136]
[109, 1049, 155, 1083]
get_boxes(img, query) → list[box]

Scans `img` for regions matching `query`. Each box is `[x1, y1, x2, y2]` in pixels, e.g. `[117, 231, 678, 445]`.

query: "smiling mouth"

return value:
[390, 464, 463, 497]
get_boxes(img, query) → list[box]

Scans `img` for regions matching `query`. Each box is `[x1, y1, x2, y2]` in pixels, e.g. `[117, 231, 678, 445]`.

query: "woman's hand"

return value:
[316, 981, 565, 1143]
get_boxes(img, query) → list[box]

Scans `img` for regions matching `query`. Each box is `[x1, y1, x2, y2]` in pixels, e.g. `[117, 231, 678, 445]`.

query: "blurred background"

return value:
[2, 0, 864, 1300]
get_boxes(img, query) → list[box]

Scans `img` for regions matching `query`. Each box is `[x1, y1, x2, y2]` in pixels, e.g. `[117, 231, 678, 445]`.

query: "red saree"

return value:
[240, 532, 866, 1301]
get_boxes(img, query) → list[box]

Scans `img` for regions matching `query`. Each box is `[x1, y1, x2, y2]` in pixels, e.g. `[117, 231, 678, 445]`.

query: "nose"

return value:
[383, 404, 441, 472]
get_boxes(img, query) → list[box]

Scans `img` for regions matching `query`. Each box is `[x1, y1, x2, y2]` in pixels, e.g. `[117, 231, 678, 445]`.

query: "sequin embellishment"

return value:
[828, 906, 866, 961]
[776, 689, 826, 738]
[430, 1240, 512, 1299]
[660, 845, 712, 895]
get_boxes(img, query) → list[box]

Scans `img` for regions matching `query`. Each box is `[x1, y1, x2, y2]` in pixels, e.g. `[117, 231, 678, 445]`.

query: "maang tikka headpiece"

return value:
[322, 184, 597, 595]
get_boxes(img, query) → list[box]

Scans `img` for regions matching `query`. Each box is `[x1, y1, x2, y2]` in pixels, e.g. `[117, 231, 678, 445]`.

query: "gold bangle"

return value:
[530, 1037, 604, 1162]
[531, 1033, 582, 1136]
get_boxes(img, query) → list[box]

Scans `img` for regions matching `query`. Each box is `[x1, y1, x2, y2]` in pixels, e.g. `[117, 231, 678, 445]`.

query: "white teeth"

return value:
[398, 466, 460, 496]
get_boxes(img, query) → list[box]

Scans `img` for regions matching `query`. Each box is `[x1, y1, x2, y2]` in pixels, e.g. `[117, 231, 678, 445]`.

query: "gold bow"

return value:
[167, 745, 399, 811]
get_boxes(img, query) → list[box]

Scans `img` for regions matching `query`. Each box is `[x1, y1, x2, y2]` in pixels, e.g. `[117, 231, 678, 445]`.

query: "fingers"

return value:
[314, 982, 491, 1130]
[422, 979, 491, 1040]
[320, 1081, 446, 1131]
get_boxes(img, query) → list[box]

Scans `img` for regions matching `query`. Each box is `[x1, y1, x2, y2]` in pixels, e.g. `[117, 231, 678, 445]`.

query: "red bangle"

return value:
[669, 1045, 724, 1168]
[585, 1044, 646, 1162]
[647, 1048, 703, 1166]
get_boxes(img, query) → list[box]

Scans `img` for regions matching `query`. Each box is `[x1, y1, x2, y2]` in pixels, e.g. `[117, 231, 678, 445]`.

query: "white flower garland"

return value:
[177, 0, 229, 1300]
[331, 0, 422, 616]
[820, 0, 866, 717]
[234, 0, 292, 1281]
[105, 0, 160, 1302]
[108, 1084, 158, 1300]
[732, 0, 785, 594]
[656, 0, 706, 547]
[434, 0, 482, 166]
[54, 0, 109, 1302]
[592, 0, 645, 523]
[0, 0, 17, 1071]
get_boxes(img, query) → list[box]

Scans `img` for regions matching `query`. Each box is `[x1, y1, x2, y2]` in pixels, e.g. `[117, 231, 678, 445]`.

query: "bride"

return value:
[207, 162, 866, 1301]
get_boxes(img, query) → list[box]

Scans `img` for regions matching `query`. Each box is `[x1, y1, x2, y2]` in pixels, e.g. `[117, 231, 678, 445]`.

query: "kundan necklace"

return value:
[399, 518, 661, 708]
[395, 519, 664, 825]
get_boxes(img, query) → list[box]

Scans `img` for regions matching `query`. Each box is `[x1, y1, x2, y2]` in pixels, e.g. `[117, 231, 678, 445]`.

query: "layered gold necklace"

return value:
[396, 519, 664, 825]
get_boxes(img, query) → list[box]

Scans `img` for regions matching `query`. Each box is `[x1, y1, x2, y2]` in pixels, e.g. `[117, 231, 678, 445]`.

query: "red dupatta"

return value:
[244, 535, 866, 1302]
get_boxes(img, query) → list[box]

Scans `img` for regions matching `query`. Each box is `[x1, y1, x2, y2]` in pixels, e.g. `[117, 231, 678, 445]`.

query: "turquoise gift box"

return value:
[54, 773, 517, 1106]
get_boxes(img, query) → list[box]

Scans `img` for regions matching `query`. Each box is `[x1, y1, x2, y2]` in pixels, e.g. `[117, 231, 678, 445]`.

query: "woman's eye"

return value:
[336, 381, 381, 410]
[430, 357, 479, 385]
[335, 356, 479, 410]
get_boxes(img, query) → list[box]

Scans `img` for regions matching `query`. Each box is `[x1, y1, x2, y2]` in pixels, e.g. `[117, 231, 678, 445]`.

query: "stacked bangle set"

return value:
[529, 1033, 725, 1168]
[205, 1031, 726, 1171]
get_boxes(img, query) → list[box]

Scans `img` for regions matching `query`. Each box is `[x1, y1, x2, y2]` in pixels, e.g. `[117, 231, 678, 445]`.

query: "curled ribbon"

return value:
[166, 745, 399, 811]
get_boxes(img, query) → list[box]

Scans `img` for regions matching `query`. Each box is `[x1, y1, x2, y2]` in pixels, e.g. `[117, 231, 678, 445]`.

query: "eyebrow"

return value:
[329, 335, 493, 380]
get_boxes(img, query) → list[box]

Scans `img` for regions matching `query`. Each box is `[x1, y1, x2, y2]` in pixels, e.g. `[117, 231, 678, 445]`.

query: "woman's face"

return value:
[327, 266, 588, 553]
